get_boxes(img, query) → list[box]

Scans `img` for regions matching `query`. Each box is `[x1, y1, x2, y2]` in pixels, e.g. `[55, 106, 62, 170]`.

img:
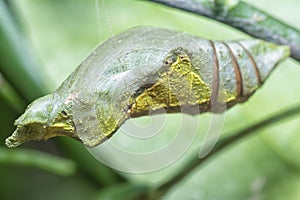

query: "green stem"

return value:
[156, 103, 300, 197]
[0, 147, 76, 176]
[144, 0, 300, 62]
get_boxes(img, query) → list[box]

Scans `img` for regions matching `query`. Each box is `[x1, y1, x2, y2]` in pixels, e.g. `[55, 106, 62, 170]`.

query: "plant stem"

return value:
[156, 103, 300, 197]
[144, 0, 300, 62]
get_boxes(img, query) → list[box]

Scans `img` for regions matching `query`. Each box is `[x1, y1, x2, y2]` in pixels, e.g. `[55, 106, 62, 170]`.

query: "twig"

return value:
[156, 103, 300, 197]
[144, 0, 300, 62]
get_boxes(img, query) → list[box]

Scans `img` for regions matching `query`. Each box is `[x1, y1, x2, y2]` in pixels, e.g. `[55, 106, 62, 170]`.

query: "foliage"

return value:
[1, 0, 300, 199]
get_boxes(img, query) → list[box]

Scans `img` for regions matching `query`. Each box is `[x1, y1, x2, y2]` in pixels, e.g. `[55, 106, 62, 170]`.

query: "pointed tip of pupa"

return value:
[239, 39, 290, 82]
[5, 130, 23, 148]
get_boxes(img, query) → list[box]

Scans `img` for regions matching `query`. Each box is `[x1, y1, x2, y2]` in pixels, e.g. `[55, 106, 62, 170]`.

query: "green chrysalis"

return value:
[5, 27, 290, 148]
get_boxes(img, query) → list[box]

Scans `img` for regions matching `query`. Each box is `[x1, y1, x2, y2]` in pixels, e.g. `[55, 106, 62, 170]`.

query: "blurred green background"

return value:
[1, 0, 300, 199]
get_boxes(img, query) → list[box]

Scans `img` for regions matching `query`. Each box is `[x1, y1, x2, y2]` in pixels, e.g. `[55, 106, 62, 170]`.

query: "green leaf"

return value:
[0, 1, 49, 101]
[94, 183, 149, 200]
[0, 147, 76, 176]
[0, 73, 26, 112]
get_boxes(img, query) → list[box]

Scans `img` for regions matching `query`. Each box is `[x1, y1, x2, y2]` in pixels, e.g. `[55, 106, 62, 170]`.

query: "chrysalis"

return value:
[5, 27, 290, 148]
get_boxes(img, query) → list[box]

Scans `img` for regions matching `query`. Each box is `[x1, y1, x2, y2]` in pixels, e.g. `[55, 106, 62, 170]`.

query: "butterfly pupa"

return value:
[5, 27, 290, 148]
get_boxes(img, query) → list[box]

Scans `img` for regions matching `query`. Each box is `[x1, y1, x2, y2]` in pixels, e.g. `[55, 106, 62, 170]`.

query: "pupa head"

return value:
[5, 94, 76, 147]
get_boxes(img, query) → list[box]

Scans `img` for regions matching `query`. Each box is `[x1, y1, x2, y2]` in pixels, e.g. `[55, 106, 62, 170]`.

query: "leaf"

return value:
[93, 183, 148, 200]
[0, 147, 76, 176]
